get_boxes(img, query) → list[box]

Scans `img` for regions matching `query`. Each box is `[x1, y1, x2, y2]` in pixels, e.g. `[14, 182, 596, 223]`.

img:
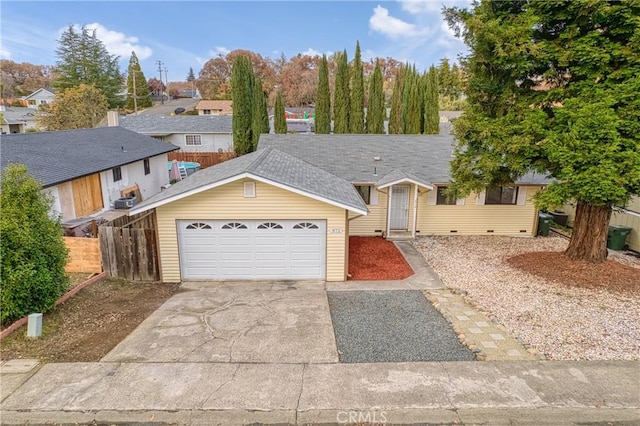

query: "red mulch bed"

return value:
[348, 236, 414, 280]
[507, 251, 640, 295]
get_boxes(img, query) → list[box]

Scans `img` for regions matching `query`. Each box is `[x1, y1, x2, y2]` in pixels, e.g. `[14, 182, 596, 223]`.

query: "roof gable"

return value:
[24, 88, 56, 100]
[0, 127, 179, 187]
[119, 115, 233, 134]
[129, 147, 368, 215]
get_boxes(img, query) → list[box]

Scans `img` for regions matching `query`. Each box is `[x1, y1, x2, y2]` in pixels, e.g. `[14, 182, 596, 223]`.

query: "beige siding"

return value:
[564, 197, 640, 251]
[349, 188, 388, 235]
[417, 186, 540, 236]
[155, 179, 348, 282]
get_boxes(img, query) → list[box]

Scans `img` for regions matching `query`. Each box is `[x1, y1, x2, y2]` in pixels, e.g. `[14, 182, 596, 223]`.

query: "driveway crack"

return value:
[438, 362, 462, 423]
[294, 363, 306, 425]
[199, 363, 241, 410]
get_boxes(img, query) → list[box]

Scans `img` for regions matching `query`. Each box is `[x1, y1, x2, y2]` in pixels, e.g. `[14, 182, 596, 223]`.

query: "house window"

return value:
[186, 222, 212, 230]
[185, 134, 202, 146]
[436, 187, 456, 205]
[221, 222, 248, 229]
[294, 222, 319, 229]
[143, 158, 151, 175]
[112, 166, 122, 182]
[355, 185, 371, 205]
[485, 186, 518, 205]
[257, 222, 283, 229]
[28, 100, 36, 105]
[203, 109, 211, 115]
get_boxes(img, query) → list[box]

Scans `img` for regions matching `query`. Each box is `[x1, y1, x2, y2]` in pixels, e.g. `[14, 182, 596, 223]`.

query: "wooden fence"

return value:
[98, 211, 159, 281]
[64, 237, 102, 273]
[168, 151, 236, 169]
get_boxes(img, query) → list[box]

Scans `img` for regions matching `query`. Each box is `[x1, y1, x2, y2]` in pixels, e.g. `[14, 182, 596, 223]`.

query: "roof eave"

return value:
[377, 178, 434, 190]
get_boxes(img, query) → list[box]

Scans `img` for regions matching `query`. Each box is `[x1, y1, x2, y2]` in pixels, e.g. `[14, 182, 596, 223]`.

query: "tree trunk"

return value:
[565, 202, 611, 263]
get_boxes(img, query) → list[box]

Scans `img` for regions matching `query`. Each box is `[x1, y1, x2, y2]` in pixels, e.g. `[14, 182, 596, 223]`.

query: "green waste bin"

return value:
[607, 225, 632, 250]
[537, 212, 553, 236]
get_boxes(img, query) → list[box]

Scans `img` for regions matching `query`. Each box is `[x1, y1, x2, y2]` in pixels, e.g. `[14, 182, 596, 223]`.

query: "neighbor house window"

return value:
[203, 109, 211, 115]
[28, 100, 36, 105]
[436, 186, 456, 205]
[485, 186, 518, 205]
[112, 166, 122, 182]
[143, 158, 151, 175]
[355, 185, 371, 205]
[185, 134, 202, 146]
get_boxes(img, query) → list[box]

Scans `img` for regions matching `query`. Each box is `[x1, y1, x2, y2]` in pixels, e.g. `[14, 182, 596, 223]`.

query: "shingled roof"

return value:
[129, 147, 368, 215]
[118, 114, 233, 134]
[258, 134, 550, 186]
[0, 127, 179, 188]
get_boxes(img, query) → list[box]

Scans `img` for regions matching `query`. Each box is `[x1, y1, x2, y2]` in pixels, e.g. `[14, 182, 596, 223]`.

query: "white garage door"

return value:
[177, 220, 326, 280]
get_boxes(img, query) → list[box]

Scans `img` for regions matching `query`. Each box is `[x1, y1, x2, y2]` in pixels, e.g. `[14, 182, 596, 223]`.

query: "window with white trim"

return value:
[203, 109, 211, 115]
[112, 166, 122, 182]
[436, 186, 457, 205]
[485, 186, 518, 205]
[221, 222, 247, 229]
[186, 222, 212, 230]
[355, 185, 371, 205]
[185, 134, 202, 146]
[294, 222, 319, 229]
[257, 222, 283, 229]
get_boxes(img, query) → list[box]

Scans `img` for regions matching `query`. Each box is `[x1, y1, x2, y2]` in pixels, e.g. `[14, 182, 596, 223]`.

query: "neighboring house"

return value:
[128, 132, 549, 283]
[563, 197, 640, 252]
[178, 89, 201, 99]
[23, 88, 56, 109]
[0, 105, 38, 132]
[268, 107, 316, 133]
[1, 127, 179, 221]
[196, 100, 233, 115]
[114, 113, 233, 152]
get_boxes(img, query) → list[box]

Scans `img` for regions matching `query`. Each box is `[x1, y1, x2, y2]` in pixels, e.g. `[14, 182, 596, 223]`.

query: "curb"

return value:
[0, 272, 107, 341]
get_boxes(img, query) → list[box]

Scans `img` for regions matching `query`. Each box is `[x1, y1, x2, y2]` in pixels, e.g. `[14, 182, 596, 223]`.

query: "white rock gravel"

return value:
[413, 235, 640, 361]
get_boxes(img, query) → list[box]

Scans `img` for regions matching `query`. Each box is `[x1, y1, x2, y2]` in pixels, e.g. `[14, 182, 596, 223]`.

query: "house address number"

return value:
[329, 228, 344, 233]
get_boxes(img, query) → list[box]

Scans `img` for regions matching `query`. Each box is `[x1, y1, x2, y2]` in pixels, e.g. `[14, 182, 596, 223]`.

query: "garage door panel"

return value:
[178, 220, 326, 280]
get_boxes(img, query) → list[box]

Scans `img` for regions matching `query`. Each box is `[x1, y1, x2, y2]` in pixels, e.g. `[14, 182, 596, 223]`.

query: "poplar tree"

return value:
[349, 41, 365, 133]
[315, 54, 331, 134]
[53, 25, 123, 108]
[424, 65, 440, 134]
[274, 92, 287, 134]
[366, 61, 385, 134]
[252, 78, 265, 150]
[125, 51, 152, 111]
[388, 65, 404, 134]
[333, 50, 350, 133]
[231, 55, 255, 155]
[404, 67, 421, 134]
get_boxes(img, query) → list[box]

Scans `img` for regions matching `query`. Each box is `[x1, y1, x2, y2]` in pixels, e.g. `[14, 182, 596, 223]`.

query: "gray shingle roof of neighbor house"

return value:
[130, 147, 368, 215]
[0, 127, 179, 188]
[118, 115, 233, 134]
[258, 134, 551, 186]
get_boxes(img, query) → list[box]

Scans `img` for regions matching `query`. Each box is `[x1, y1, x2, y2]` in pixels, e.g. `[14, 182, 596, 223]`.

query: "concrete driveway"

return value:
[101, 281, 338, 364]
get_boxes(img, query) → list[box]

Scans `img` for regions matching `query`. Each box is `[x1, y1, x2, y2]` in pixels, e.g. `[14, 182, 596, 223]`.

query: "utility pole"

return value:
[132, 71, 138, 115]
[164, 67, 169, 100]
[156, 60, 164, 104]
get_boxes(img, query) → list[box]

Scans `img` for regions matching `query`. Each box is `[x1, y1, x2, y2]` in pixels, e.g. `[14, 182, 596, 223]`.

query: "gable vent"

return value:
[243, 182, 256, 198]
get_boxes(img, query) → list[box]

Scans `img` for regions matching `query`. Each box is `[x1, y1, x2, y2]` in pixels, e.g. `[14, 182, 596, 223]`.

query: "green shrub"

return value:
[0, 164, 69, 325]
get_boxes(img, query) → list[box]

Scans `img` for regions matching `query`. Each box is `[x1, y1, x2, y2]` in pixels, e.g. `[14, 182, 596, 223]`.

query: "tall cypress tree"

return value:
[274, 92, 287, 134]
[252, 78, 264, 150]
[231, 55, 255, 155]
[388, 65, 404, 134]
[424, 65, 440, 134]
[125, 51, 152, 111]
[315, 54, 331, 134]
[333, 49, 350, 133]
[366, 61, 385, 134]
[405, 67, 421, 134]
[260, 84, 270, 134]
[349, 41, 365, 133]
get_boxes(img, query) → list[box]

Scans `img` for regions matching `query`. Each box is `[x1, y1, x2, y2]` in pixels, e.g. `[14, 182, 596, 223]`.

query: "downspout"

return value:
[412, 185, 419, 239]
[386, 185, 393, 238]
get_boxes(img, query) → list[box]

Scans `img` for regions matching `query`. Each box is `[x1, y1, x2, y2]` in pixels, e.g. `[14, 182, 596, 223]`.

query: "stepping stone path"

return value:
[425, 289, 545, 361]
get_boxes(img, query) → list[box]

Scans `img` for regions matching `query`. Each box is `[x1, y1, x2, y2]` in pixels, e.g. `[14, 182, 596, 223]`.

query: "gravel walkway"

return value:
[413, 236, 640, 361]
[327, 290, 475, 363]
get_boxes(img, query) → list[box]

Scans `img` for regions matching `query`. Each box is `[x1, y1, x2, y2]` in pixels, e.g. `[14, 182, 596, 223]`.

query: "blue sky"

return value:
[1, 1, 469, 81]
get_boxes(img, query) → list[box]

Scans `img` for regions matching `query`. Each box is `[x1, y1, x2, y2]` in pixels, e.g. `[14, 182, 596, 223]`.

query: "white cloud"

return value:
[369, 5, 428, 39]
[210, 46, 230, 56]
[400, 0, 442, 14]
[0, 47, 11, 59]
[195, 56, 205, 64]
[302, 48, 321, 57]
[84, 23, 153, 60]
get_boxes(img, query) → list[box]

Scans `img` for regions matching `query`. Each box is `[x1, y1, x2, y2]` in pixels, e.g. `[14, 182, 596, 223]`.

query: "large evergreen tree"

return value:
[445, 0, 640, 263]
[125, 51, 152, 111]
[349, 41, 365, 133]
[424, 65, 440, 134]
[274, 92, 287, 134]
[37, 84, 108, 130]
[333, 49, 350, 133]
[366, 61, 385, 134]
[231, 55, 255, 155]
[315, 54, 331, 134]
[404, 67, 421, 134]
[53, 25, 123, 108]
[388, 65, 404, 134]
[252, 78, 265, 150]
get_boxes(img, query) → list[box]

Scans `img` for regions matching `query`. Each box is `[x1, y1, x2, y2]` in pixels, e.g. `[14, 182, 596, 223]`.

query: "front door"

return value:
[389, 185, 410, 230]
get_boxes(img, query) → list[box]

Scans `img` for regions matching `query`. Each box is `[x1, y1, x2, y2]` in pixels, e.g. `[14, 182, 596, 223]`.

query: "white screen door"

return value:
[389, 185, 410, 230]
